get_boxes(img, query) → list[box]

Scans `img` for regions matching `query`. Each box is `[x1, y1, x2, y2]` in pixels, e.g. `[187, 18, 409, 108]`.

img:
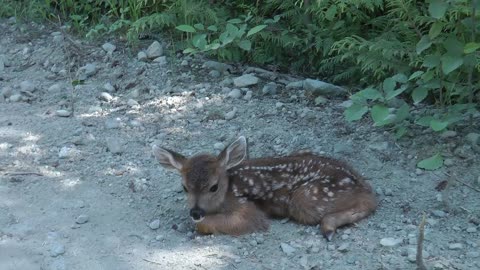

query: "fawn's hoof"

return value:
[322, 229, 335, 242]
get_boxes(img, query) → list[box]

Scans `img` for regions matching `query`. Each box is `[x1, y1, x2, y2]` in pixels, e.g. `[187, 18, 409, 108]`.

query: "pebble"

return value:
[53, 34, 63, 43]
[209, 70, 221, 78]
[103, 82, 115, 92]
[138, 51, 147, 61]
[224, 108, 237, 120]
[99, 92, 113, 102]
[303, 78, 346, 97]
[106, 137, 124, 154]
[56, 110, 71, 117]
[50, 243, 65, 257]
[20, 80, 35, 92]
[415, 168, 423, 175]
[233, 74, 259, 87]
[149, 219, 161, 230]
[444, 158, 454, 166]
[466, 227, 477, 233]
[262, 82, 277, 95]
[380, 237, 402, 247]
[9, 94, 22, 102]
[384, 188, 393, 196]
[448, 243, 463, 250]
[88, 106, 102, 113]
[280, 243, 296, 256]
[243, 91, 252, 100]
[75, 214, 89, 224]
[48, 84, 61, 92]
[275, 102, 284, 109]
[431, 210, 446, 218]
[227, 89, 242, 99]
[105, 118, 121, 129]
[285, 81, 303, 90]
[153, 56, 167, 65]
[146, 41, 163, 59]
[314, 96, 327, 105]
[337, 243, 349, 252]
[203, 61, 232, 72]
[214, 142, 225, 150]
[466, 133, 479, 146]
[102, 42, 116, 53]
[441, 130, 457, 138]
[1, 86, 13, 98]
[180, 60, 188, 66]
[81, 63, 97, 77]
[58, 146, 75, 159]
[127, 99, 139, 106]
[467, 251, 480, 258]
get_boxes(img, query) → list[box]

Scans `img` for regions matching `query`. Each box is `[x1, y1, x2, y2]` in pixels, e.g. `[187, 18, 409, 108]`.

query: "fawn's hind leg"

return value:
[320, 192, 377, 241]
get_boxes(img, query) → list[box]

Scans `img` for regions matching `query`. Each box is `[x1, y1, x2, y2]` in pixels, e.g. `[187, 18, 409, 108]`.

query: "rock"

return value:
[146, 41, 163, 59]
[209, 70, 221, 78]
[443, 158, 455, 166]
[275, 102, 284, 109]
[0, 58, 4, 73]
[214, 142, 225, 150]
[75, 214, 89, 224]
[203, 61, 233, 72]
[339, 100, 353, 108]
[106, 137, 124, 154]
[227, 89, 242, 99]
[99, 92, 113, 102]
[233, 74, 259, 87]
[369, 142, 389, 151]
[9, 94, 22, 102]
[180, 60, 188, 66]
[448, 243, 463, 250]
[220, 77, 233, 86]
[337, 243, 349, 252]
[384, 188, 393, 196]
[431, 210, 446, 218]
[81, 63, 97, 77]
[48, 84, 61, 92]
[441, 130, 457, 138]
[130, 120, 142, 127]
[53, 34, 64, 43]
[137, 51, 147, 61]
[20, 80, 35, 92]
[286, 81, 303, 90]
[127, 99, 139, 106]
[280, 243, 296, 256]
[103, 82, 115, 92]
[466, 133, 480, 146]
[88, 106, 102, 113]
[407, 248, 429, 263]
[149, 219, 161, 230]
[1, 87, 13, 98]
[466, 227, 477, 233]
[243, 91, 252, 100]
[303, 79, 346, 97]
[105, 118, 121, 129]
[333, 142, 351, 154]
[58, 146, 75, 159]
[102, 42, 116, 53]
[50, 243, 65, 257]
[467, 251, 480, 258]
[380, 237, 402, 247]
[262, 82, 277, 95]
[314, 96, 327, 105]
[153, 56, 167, 65]
[224, 108, 237, 120]
[56, 110, 71, 117]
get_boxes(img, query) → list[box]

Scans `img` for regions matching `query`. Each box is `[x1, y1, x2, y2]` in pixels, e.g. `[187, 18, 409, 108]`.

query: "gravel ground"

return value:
[1, 18, 479, 270]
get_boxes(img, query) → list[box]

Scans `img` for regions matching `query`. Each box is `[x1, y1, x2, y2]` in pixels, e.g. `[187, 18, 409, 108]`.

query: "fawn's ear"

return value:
[152, 145, 186, 171]
[218, 136, 247, 169]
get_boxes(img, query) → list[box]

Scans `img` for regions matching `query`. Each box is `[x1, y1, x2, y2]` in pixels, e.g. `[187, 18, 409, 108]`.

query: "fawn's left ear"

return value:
[152, 145, 186, 171]
[218, 136, 247, 169]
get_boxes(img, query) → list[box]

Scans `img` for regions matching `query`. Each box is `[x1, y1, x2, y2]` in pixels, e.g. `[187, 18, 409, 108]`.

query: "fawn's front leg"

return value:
[196, 201, 269, 236]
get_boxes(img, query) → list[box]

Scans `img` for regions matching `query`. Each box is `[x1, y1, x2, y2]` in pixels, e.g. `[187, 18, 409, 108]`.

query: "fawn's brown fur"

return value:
[153, 136, 377, 240]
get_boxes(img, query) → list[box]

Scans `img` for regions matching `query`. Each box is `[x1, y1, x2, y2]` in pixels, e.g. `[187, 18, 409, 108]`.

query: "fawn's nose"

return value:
[190, 208, 205, 222]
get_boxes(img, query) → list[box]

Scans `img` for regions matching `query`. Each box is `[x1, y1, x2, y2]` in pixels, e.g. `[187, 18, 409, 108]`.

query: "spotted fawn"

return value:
[153, 136, 377, 240]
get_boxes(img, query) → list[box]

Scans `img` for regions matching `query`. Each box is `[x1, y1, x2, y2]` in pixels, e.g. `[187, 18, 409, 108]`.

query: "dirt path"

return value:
[1, 19, 479, 270]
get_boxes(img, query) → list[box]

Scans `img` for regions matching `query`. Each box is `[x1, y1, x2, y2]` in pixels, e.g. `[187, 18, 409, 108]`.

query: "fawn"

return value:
[152, 136, 377, 240]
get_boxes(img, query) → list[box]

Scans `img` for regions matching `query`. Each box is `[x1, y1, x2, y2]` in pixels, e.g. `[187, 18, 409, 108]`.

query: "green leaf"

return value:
[416, 116, 433, 127]
[429, 0, 448, 19]
[325, 6, 337, 21]
[383, 78, 396, 92]
[464, 42, 480, 54]
[430, 119, 448, 131]
[192, 34, 207, 50]
[385, 85, 408, 100]
[176, 25, 196, 33]
[392, 73, 408, 83]
[440, 53, 464, 75]
[444, 37, 464, 55]
[371, 104, 390, 125]
[429, 21, 443, 39]
[409, 71, 424, 81]
[193, 23, 205, 30]
[412, 87, 429, 104]
[417, 154, 443, 170]
[352, 87, 382, 101]
[207, 25, 218, 32]
[247, 25, 267, 37]
[423, 54, 441, 68]
[226, 23, 239, 36]
[416, 36, 432, 54]
[227, 18, 242, 24]
[395, 126, 407, 139]
[237, 40, 251, 51]
[71, 79, 85, 86]
[395, 103, 410, 122]
[182, 48, 197, 54]
[344, 104, 368, 121]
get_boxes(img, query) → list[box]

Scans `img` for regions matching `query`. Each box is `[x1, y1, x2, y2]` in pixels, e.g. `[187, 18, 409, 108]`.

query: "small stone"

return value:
[103, 82, 115, 92]
[443, 158, 455, 166]
[280, 243, 296, 256]
[243, 91, 252, 100]
[262, 82, 277, 95]
[214, 142, 225, 150]
[448, 243, 463, 250]
[338, 100, 353, 108]
[380, 237, 402, 247]
[275, 102, 284, 109]
[384, 188, 393, 196]
[333, 142, 351, 154]
[137, 51, 147, 61]
[88, 106, 102, 113]
[337, 243, 349, 252]
[75, 214, 89, 224]
[20, 80, 35, 92]
[58, 146, 75, 159]
[220, 77, 233, 86]
[55, 110, 71, 117]
[146, 41, 163, 59]
[81, 63, 97, 77]
[441, 130, 457, 138]
[9, 94, 22, 102]
[209, 70, 221, 78]
[127, 99, 139, 106]
[310, 246, 320, 253]
[303, 79, 346, 97]
[203, 61, 232, 72]
[106, 137, 124, 154]
[466, 227, 477, 233]
[149, 219, 160, 230]
[99, 92, 113, 102]
[466, 133, 480, 146]
[285, 81, 303, 90]
[105, 118, 121, 129]
[467, 251, 480, 258]
[227, 89, 242, 99]
[53, 35, 63, 43]
[314, 96, 327, 105]
[415, 168, 423, 175]
[431, 210, 446, 218]
[50, 243, 65, 257]
[369, 142, 389, 151]
[102, 42, 116, 53]
[1, 87, 13, 98]
[233, 74, 259, 87]
[153, 56, 167, 65]
[180, 60, 188, 66]
[224, 108, 237, 120]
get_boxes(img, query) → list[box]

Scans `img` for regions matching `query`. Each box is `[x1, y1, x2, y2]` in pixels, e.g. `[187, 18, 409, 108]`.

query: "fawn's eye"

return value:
[182, 185, 188, 193]
[209, 184, 218, 193]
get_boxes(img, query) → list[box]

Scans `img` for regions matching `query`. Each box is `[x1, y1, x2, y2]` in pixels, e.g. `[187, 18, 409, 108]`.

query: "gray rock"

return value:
[146, 41, 163, 59]
[243, 91, 252, 100]
[20, 80, 36, 92]
[137, 51, 147, 61]
[262, 82, 277, 95]
[431, 210, 446, 218]
[220, 77, 233, 86]
[314, 96, 327, 105]
[466, 133, 479, 146]
[203, 61, 232, 72]
[280, 243, 296, 256]
[58, 146, 75, 158]
[127, 99, 139, 106]
[466, 227, 477, 233]
[448, 243, 463, 250]
[48, 84, 61, 92]
[369, 142, 389, 151]
[285, 81, 303, 90]
[9, 94, 22, 102]
[214, 142, 225, 150]
[81, 63, 97, 77]
[337, 243, 349, 252]
[227, 89, 242, 99]
[467, 251, 480, 258]
[441, 130, 457, 138]
[407, 248, 429, 263]
[50, 243, 65, 257]
[149, 219, 160, 230]
[75, 214, 89, 224]
[106, 137, 124, 154]
[384, 188, 393, 196]
[53, 34, 64, 43]
[209, 70, 221, 78]
[0, 58, 4, 73]
[103, 82, 115, 92]
[443, 158, 455, 166]
[380, 237, 402, 247]
[153, 56, 167, 65]
[224, 108, 237, 120]
[105, 118, 121, 129]
[339, 100, 353, 108]
[1, 87, 12, 98]
[99, 92, 113, 102]
[233, 74, 259, 87]
[88, 106, 102, 113]
[102, 42, 116, 53]
[275, 102, 284, 109]
[333, 142, 352, 154]
[303, 79, 346, 97]
[180, 60, 188, 66]
[55, 110, 71, 117]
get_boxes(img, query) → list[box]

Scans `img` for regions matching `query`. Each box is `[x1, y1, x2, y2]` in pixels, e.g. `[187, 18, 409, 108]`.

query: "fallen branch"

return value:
[4, 172, 44, 176]
[416, 213, 427, 270]
[444, 172, 480, 193]
[142, 258, 162, 265]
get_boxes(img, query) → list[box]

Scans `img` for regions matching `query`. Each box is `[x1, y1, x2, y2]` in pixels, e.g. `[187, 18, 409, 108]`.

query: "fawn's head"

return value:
[152, 137, 247, 222]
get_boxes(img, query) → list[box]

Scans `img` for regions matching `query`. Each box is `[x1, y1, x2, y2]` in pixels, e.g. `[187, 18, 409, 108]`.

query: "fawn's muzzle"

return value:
[190, 208, 205, 222]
